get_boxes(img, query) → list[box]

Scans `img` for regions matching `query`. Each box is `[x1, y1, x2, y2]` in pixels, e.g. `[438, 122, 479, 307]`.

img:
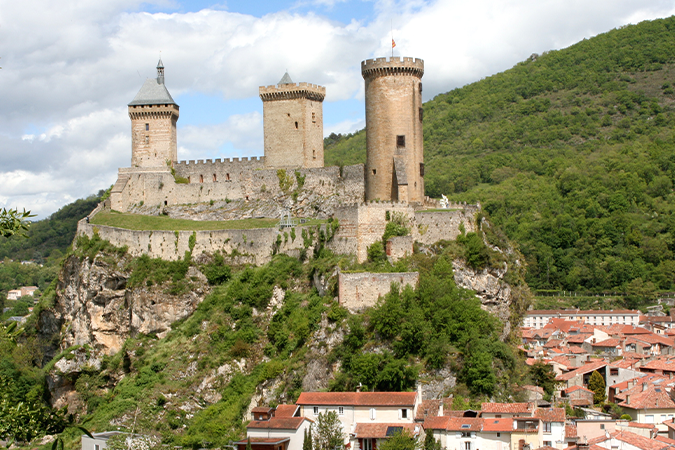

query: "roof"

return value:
[480, 402, 533, 414]
[278, 72, 294, 85]
[564, 385, 594, 394]
[557, 361, 607, 381]
[565, 424, 578, 439]
[610, 359, 640, 369]
[526, 309, 639, 316]
[639, 359, 675, 372]
[274, 404, 299, 417]
[416, 399, 442, 421]
[534, 408, 565, 422]
[618, 385, 675, 410]
[521, 385, 545, 394]
[654, 436, 675, 445]
[233, 438, 290, 445]
[247, 417, 310, 430]
[129, 78, 176, 106]
[423, 416, 452, 430]
[603, 431, 669, 450]
[353, 423, 419, 439]
[482, 419, 514, 432]
[620, 422, 657, 430]
[251, 407, 274, 413]
[296, 392, 416, 407]
[592, 338, 622, 347]
[445, 418, 484, 431]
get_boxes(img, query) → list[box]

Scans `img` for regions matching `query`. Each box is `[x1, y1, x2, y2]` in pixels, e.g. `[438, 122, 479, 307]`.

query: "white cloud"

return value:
[1, 0, 675, 218]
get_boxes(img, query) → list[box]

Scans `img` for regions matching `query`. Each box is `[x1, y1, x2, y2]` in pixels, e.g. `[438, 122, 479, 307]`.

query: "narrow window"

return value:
[397, 135, 405, 147]
[287, 113, 291, 117]
[145, 123, 149, 131]
[95, 445, 100, 450]
[226, 173, 230, 181]
[370, 408, 376, 420]
[295, 121, 298, 129]
[213, 174, 217, 182]
[543, 442, 552, 448]
[164, 200, 168, 206]
[313, 149, 316, 159]
[312, 112, 316, 123]
[145, 135, 149, 144]
[419, 82, 423, 94]
[313, 407, 319, 415]
[372, 169, 376, 175]
[200, 174, 204, 183]
[497, 433, 501, 438]
[338, 406, 344, 415]
[420, 163, 425, 176]
[188, 176, 191, 183]
[401, 408, 408, 419]
[419, 107, 424, 122]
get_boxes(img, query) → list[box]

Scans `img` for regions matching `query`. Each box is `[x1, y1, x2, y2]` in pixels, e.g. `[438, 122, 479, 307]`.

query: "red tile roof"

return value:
[592, 338, 622, 347]
[445, 418, 484, 432]
[610, 359, 640, 369]
[618, 385, 675, 410]
[557, 361, 608, 381]
[423, 416, 452, 430]
[416, 399, 441, 421]
[251, 406, 274, 413]
[566, 334, 590, 344]
[480, 402, 533, 414]
[233, 438, 290, 445]
[621, 422, 657, 430]
[534, 408, 565, 422]
[640, 359, 675, 372]
[247, 417, 311, 430]
[274, 404, 299, 417]
[482, 419, 514, 432]
[610, 431, 669, 450]
[296, 392, 416, 406]
[564, 385, 594, 394]
[544, 339, 564, 349]
[353, 423, 419, 439]
[565, 424, 578, 439]
[654, 436, 675, 445]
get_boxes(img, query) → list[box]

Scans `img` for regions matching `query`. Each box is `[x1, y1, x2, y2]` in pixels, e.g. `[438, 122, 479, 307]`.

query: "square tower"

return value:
[362, 57, 425, 203]
[128, 59, 179, 168]
[259, 73, 325, 169]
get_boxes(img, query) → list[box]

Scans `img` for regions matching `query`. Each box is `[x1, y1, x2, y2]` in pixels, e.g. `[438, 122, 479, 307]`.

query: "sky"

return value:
[2, 0, 675, 219]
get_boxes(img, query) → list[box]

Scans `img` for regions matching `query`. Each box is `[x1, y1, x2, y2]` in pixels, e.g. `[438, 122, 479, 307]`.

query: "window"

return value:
[95, 445, 100, 450]
[312, 112, 316, 123]
[464, 442, 471, 450]
[226, 173, 230, 181]
[372, 169, 376, 175]
[419, 107, 423, 122]
[610, 368, 619, 376]
[363, 439, 373, 450]
[495, 415, 502, 419]
[145, 123, 149, 131]
[646, 415, 654, 423]
[213, 174, 217, 182]
[600, 424, 605, 430]
[420, 163, 425, 177]
[370, 408, 376, 420]
[544, 442, 552, 447]
[397, 135, 406, 147]
[200, 174, 204, 183]
[419, 83, 423, 94]
[339, 406, 344, 415]
[313, 149, 316, 160]
[544, 423, 551, 433]
[295, 121, 298, 129]
[313, 407, 319, 415]
[401, 408, 408, 419]
[461, 432, 471, 438]
[145, 135, 149, 144]
[497, 433, 501, 438]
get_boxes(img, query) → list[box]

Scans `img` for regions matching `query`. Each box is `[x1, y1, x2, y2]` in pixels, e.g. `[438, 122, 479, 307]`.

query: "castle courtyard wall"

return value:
[338, 271, 419, 312]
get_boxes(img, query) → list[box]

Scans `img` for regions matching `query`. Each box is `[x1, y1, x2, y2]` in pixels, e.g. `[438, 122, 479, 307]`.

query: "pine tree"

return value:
[588, 370, 606, 404]
[424, 430, 441, 450]
[304, 427, 313, 450]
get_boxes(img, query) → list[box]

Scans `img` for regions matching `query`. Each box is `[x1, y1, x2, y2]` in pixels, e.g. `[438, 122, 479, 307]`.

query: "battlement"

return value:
[361, 56, 424, 79]
[128, 103, 179, 119]
[175, 156, 265, 167]
[259, 82, 326, 102]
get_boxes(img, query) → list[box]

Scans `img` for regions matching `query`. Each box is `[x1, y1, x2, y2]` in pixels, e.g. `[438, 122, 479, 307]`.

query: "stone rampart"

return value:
[76, 220, 326, 265]
[173, 157, 265, 181]
[338, 271, 419, 312]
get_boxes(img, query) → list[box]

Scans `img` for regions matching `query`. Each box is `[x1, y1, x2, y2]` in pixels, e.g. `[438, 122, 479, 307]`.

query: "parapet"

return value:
[128, 103, 179, 119]
[259, 82, 326, 102]
[361, 56, 424, 79]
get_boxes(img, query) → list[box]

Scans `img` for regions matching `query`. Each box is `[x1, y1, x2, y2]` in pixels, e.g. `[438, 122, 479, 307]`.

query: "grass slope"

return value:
[326, 16, 675, 299]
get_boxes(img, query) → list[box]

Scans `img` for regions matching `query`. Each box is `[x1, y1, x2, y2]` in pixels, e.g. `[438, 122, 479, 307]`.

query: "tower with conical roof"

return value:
[362, 57, 425, 203]
[259, 72, 325, 169]
[128, 59, 179, 168]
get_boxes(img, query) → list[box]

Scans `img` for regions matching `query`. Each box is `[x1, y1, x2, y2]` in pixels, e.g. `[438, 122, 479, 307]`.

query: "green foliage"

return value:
[73, 232, 128, 261]
[126, 254, 191, 294]
[0, 208, 35, 239]
[382, 213, 410, 244]
[277, 169, 293, 193]
[527, 360, 559, 398]
[620, 414, 632, 420]
[303, 427, 313, 450]
[201, 253, 232, 286]
[424, 431, 442, 450]
[378, 430, 419, 450]
[589, 370, 606, 404]
[367, 241, 386, 263]
[312, 411, 345, 450]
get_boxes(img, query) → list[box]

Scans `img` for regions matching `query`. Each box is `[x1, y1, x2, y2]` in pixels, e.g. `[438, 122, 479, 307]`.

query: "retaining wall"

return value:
[338, 271, 419, 312]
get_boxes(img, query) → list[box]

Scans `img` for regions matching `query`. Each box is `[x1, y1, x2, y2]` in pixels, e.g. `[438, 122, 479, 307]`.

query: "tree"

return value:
[588, 370, 606, 404]
[378, 430, 418, 450]
[0, 208, 34, 238]
[312, 411, 345, 450]
[246, 437, 253, 450]
[528, 360, 559, 398]
[423, 431, 441, 450]
[303, 427, 313, 450]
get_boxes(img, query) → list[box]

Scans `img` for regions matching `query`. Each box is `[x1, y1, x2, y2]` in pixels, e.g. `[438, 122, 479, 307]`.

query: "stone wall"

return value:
[338, 271, 419, 312]
[129, 104, 179, 168]
[76, 220, 327, 265]
[386, 236, 413, 262]
[110, 164, 365, 217]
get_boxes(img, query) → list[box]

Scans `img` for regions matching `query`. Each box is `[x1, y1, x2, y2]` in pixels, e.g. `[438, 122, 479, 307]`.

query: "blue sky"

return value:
[2, 0, 675, 218]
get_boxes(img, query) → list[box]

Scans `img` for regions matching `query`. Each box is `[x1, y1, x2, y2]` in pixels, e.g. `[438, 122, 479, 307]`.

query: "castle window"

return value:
[312, 112, 316, 123]
[295, 121, 298, 129]
[200, 175, 204, 183]
[420, 163, 425, 176]
[226, 173, 230, 181]
[419, 83, 423, 94]
[164, 201, 168, 206]
[419, 107, 423, 122]
[145, 123, 149, 131]
[145, 135, 149, 144]
[372, 169, 376, 175]
[287, 113, 290, 117]
[313, 150, 316, 159]
[213, 174, 217, 182]
[188, 176, 191, 183]
[397, 135, 405, 148]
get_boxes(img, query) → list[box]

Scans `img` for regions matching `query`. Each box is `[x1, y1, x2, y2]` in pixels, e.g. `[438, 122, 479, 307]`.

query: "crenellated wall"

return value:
[338, 271, 419, 312]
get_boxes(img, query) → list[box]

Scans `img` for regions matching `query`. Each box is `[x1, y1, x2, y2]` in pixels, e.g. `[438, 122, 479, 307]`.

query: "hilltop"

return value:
[326, 16, 675, 301]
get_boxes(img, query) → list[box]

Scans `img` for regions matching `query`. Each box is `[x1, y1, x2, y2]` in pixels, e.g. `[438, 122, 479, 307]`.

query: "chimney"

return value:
[578, 443, 589, 450]
[643, 382, 648, 392]
[626, 394, 631, 405]
[356, 383, 362, 393]
[439, 401, 444, 417]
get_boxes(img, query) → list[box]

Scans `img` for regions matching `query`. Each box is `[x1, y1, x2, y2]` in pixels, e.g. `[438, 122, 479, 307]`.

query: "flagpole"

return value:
[391, 20, 393, 58]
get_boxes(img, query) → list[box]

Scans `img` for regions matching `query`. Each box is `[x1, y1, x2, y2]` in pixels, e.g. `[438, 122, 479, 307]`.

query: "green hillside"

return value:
[326, 16, 675, 300]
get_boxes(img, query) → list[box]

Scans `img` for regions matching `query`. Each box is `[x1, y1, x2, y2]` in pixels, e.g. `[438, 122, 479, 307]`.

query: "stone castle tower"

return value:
[128, 58, 179, 168]
[362, 57, 425, 203]
[259, 72, 325, 169]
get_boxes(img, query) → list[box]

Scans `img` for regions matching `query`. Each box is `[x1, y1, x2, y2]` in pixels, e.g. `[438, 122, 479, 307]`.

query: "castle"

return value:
[84, 56, 478, 265]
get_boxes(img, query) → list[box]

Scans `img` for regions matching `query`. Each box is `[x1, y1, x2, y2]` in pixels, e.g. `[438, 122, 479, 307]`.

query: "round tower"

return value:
[128, 58, 179, 168]
[259, 72, 326, 169]
[362, 57, 424, 203]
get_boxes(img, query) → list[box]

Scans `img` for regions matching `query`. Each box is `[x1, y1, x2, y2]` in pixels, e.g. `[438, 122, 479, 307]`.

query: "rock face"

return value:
[46, 254, 208, 355]
[452, 260, 513, 339]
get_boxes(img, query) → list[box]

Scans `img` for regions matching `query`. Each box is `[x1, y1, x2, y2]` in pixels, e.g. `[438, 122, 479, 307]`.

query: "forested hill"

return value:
[326, 16, 675, 299]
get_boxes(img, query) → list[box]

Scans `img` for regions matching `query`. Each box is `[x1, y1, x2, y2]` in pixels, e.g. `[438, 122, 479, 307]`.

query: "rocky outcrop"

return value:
[452, 260, 513, 339]
[42, 254, 208, 355]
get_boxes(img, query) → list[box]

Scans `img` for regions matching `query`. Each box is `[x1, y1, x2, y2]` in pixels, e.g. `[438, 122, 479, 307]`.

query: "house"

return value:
[561, 386, 594, 407]
[618, 384, 675, 432]
[533, 408, 566, 449]
[295, 391, 419, 449]
[6, 289, 21, 300]
[241, 416, 314, 450]
[556, 361, 608, 393]
[574, 420, 615, 442]
[353, 423, 421, 450]
[480, 403, 534, 419]
[81, 432, 151, 450]
[587, 430, 670, 450]
[523, 310, 640, 329]
[423, 417, 484, 450]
